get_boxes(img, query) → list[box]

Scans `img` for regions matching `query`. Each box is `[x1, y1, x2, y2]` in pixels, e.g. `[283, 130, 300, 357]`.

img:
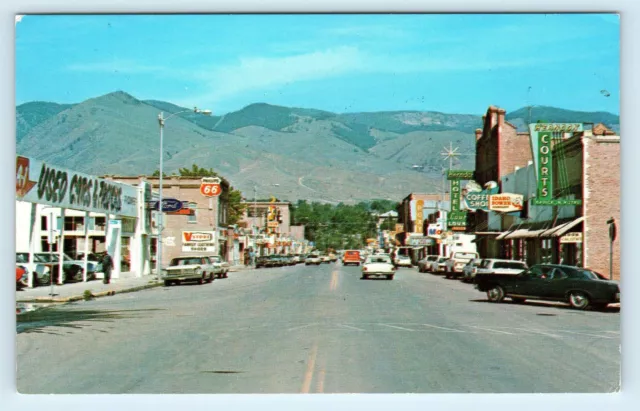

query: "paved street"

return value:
[16, 263, 620, 394]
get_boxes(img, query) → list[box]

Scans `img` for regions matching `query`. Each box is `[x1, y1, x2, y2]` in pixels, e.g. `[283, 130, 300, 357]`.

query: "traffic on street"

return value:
[16, 258, 620, 394]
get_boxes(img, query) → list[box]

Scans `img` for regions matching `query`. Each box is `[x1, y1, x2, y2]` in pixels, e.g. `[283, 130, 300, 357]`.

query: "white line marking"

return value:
[468, 326, 514, 335]
[555, 330, 617, 339]
[379, 324, 415, 331]
[422, 323, 465, 332]
[513, 328, 561, 338]
[337, 324, 364, 331]
[287, 323, 318, 332]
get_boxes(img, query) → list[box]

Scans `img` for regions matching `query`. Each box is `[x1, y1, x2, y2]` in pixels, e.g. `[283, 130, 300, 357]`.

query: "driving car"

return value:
[393, 254, 413, 268]
[342, 250, 361, 266]
[418, 255, 440, 273]
[305, 255, 322, 265]
[462, 258, 484, 282]
[361, 254, 396, 280]
[474, 264, 620, 310]
[428, 257, 449, 274]
[163, 256, 213, 286]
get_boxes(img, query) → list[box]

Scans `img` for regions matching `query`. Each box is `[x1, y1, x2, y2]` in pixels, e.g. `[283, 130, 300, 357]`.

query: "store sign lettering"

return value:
[16, 155, 137, 217]
[537, 132, 553, 200]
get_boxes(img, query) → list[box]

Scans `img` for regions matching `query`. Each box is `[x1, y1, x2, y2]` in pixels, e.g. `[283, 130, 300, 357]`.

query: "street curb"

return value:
[16, 282, 163, 304]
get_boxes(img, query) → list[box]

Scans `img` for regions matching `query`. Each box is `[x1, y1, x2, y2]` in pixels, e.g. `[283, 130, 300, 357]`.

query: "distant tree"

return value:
[178, 164, 219, 177]
[151, 169, 168, 177]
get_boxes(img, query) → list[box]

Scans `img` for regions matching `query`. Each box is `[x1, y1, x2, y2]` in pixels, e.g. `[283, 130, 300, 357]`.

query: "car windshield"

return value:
[438, 258, 448, 263]
[494, 261, 527, 269]
[473, 260, 483, 266]
[368, 257, 391, 264]
[454, 252, 478, 259]
[170, 258, 202, 266]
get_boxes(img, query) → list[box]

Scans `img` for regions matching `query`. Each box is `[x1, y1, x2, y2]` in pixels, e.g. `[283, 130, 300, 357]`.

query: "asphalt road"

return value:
[16, 262, 620, 394]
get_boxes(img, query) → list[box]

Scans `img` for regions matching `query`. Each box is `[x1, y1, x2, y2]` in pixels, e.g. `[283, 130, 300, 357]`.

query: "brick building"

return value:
[108, 175, 232, 267]
[471, 106, 620, 279]
[238, 201, 295, 255]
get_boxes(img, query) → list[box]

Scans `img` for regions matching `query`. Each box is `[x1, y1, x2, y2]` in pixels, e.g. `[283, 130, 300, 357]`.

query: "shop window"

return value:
[41, 216, 48, 230]
[95, 217, 106, 231]
[188, 203, 197, 223]
[121, 237, 131, 272]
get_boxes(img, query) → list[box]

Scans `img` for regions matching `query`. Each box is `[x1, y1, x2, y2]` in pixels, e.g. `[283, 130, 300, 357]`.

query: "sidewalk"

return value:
[16, 265, 254, 304]
[16, 275, 162, 303]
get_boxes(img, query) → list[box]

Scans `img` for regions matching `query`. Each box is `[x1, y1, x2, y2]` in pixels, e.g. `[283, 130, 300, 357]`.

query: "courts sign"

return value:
[16, 155, 138, 217]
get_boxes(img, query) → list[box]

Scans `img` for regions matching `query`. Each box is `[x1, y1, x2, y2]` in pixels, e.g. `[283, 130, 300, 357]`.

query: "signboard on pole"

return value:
[415, 199, 424, 233]
[151, 198, 184, 213]
[15, 155, 138, 216]
[408, 236, 435, 246]
[447, 170, 474, 180]
[200, 177, 222, 197]
[182, 231, 216, 252]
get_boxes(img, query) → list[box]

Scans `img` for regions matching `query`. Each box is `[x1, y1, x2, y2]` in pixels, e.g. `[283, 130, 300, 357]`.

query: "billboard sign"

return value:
[463, 181, 499, 211]
[16, 155, 138, 217]
[182, 231, 216, 252]
[489, 193, 524, 213]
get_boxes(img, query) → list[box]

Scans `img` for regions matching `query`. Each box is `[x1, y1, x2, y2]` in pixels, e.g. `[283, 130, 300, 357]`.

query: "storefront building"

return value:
[471, 107, 620, 279]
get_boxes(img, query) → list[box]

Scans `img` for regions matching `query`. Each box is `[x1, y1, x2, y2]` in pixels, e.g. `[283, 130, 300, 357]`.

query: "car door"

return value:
[539, 268, 570, 299]
[518, 266, 554, 297]
[512, 266, 544, 296]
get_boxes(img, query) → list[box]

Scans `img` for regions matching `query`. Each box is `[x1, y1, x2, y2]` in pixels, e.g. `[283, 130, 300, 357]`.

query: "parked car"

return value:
[298, 254, 308, 264]
[16, 266, 28, 289]
[16, 252, 51, 287]
[328, 253, 338, 262]
[428, 257, 449, 274]
[361, 254, 396, 280]
[444, 251, 480, 279]
[475, 259, 528, 277]
[35, 252, 98, 283]
[418, 255, 440, 273]
[320, 255, 331, 264]
[474, 264, 620, 310]
[255, 256, 271, 269]
[462, 259, 484, 282]
[305, 255, 322, 265]
[342, 250, 361, 266]
[163, 256, 213, 286]
[394, 254, 413, 268]
[75, 252, 105, 273]
[206, 255, 230, 278]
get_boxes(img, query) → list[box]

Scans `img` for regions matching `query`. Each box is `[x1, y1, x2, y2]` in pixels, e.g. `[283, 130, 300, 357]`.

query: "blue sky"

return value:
[15, 14, 620, 115]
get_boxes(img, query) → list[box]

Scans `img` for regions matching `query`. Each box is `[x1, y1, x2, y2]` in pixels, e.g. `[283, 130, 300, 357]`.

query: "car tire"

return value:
[386, 275, 393, 280]
[164, 280, 172, 287]
[487, 285, 505, 303]
[361, 274, 369, 280]
[207, 273, 214, 283]
[568, 291, 590, 310]
[511, 297, 526, 304]
[224, 272, 229, 278]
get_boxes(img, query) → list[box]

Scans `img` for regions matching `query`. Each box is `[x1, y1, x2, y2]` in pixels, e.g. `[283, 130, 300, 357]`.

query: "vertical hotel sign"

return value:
[415, 199, 424, 233]
[529, 124, 583, 206]
[447, 170, 473, 229]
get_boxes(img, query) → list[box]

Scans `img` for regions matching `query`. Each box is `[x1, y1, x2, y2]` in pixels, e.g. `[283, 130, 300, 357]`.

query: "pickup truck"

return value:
[444, 251, 479, 279]
[474, 264, 620, 310]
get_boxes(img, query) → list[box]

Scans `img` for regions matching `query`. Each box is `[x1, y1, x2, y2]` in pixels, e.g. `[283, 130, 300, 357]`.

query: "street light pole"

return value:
[156, 107, 211, 278]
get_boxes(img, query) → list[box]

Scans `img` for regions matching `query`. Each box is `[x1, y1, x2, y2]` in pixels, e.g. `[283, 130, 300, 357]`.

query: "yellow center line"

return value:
[316, 364, 326, 394]
[300, 343, 318, 393]
[329, 270, 339, 291]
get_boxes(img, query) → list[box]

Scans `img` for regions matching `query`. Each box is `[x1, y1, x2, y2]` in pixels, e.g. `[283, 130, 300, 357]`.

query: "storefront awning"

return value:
[474, 232, 501, 235]
[496, 231, 512, 240]
[504, 229, 530, 239]
[520, 229, 547, 238]
[541, 217, 584, 237]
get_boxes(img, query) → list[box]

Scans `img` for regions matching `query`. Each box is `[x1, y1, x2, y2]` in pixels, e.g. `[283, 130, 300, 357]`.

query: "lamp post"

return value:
[156, 107, 211, 278]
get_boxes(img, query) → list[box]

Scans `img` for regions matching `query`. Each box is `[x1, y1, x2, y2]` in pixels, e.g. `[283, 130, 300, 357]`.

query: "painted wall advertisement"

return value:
[528, 123, 583, 206]
[182, 231, 217, 252]
[16, 155, 138, 217]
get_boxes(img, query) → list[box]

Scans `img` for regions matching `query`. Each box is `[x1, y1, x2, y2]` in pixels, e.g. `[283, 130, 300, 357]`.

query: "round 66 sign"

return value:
[200, 177, 221, 197]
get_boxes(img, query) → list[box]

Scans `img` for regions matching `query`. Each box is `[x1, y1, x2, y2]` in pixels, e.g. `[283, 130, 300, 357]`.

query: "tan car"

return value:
[163, 256, 214, 286]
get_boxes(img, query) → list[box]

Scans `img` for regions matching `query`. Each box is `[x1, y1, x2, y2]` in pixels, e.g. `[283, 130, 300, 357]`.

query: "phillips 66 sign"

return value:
[200, 177, 221, 197]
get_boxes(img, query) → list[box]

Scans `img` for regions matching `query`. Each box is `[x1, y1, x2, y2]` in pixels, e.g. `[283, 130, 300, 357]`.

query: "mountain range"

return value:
[16, 91, 620, 204]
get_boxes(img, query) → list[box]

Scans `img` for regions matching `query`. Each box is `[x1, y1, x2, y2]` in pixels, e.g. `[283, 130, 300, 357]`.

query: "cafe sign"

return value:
[16, 155, 138, 217]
